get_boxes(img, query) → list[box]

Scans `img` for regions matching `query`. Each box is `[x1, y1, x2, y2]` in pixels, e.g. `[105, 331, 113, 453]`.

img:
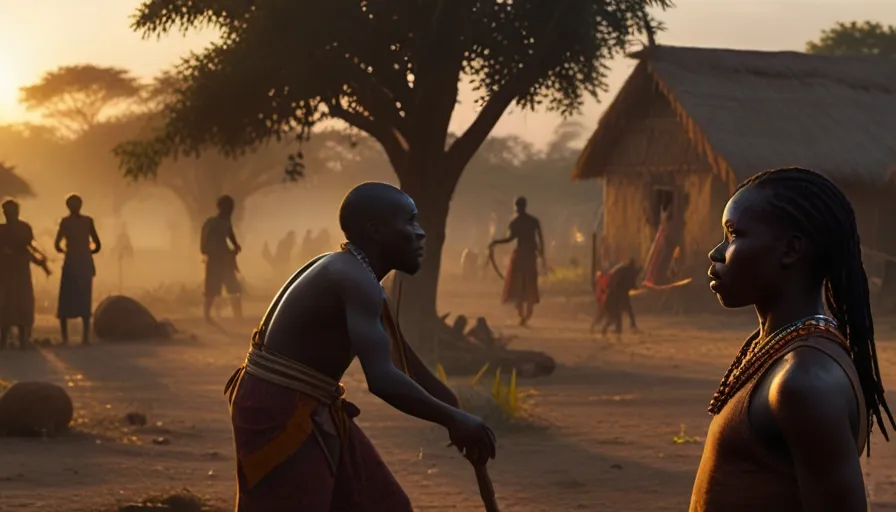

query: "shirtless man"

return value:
[201, 195, 242, 322]
[226, 182, 496, 511]
[490, 196, 545, 326]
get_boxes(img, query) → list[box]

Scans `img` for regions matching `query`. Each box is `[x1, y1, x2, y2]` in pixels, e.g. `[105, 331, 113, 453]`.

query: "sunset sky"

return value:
[1, 0, 894, 146]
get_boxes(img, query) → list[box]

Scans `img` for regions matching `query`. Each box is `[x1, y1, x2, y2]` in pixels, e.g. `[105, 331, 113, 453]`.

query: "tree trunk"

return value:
[395, 170, 457, 362]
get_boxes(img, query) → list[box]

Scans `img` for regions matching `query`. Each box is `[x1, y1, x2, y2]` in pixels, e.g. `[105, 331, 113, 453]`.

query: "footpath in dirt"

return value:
[1, 295, 896, 511]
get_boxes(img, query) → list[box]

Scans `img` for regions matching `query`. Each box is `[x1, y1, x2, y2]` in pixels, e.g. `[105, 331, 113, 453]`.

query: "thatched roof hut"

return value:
[576, 45, 896, 189]
[574, 45, 896, 303]
[0, 162, 33, 199]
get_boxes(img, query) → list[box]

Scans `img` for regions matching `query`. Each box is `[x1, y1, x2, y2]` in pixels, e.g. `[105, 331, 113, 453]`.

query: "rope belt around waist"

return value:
[229, 347, 345, 404]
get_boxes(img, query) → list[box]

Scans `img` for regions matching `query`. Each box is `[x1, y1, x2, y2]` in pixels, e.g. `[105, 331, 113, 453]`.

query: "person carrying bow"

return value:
[489, 196, 545, 326]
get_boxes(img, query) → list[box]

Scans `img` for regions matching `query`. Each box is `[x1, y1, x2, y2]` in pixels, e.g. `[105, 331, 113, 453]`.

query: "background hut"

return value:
[574, 45, 896, 307]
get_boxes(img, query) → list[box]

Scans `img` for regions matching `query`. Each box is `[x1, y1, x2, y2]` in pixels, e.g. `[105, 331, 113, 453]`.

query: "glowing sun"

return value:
[0, 55, 26, 121]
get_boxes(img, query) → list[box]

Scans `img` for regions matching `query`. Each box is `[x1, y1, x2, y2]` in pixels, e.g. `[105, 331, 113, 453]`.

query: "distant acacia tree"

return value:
[19, 65, 143, 138]
[115, 0, 669, 349]
[806, 21, 896, 57]
[153, 142, 298, 234]
[544, 120, 587, 162]
[146, 71, 369, 233]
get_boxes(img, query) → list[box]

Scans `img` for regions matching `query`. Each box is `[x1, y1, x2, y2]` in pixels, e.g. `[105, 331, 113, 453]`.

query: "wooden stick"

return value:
[474, 465, 500, 512]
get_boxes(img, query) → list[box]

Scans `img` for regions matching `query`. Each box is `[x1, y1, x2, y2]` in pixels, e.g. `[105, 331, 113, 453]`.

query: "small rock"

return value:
[94, 295, 174, 342]
[610, 464, 623, 470]
[0, 382, 74, 437]
[151, 437, 170, 446]
[124, 412, 147, 427]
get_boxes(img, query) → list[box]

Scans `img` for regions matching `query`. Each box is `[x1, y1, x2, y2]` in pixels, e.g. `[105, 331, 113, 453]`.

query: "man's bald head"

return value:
[339, 182, 408, 240]
[338, 182, 426, 274]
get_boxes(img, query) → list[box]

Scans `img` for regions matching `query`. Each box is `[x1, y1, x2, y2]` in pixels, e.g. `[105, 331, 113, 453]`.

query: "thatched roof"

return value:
[0, 162, 34, 198]
[574, 45, 896, 189]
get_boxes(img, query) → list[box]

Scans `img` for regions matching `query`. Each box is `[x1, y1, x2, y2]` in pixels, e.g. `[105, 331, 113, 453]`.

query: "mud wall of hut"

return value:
[598, 84, 724, 272]
[837, 183, 896, 287]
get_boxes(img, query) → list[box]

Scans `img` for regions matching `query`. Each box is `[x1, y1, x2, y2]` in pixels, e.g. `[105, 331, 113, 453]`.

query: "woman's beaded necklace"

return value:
[708, 315, 844, 415]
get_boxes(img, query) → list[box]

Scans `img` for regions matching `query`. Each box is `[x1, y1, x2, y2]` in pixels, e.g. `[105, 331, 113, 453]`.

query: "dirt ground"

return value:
[2, 289, 896, 511]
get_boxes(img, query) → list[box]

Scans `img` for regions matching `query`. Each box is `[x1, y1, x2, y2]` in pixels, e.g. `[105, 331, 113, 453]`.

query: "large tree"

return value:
[135, 72, 377, 236]
[806, 21, 896, 57]
[116, 0, 668, 352]
[19, 65, 143, 138]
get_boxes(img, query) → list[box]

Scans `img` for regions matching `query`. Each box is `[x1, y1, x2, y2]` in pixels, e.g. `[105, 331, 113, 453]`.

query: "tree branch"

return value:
[407, 0, 477, 153]
[447, 0, 573, 173]
[328, 101, 407, 174]
[247, 166, 283, 191]
[334, 57, 411, 140]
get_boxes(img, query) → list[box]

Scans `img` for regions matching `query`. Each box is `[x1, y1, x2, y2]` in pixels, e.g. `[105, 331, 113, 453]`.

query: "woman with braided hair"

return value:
[690, 167, 894, 511]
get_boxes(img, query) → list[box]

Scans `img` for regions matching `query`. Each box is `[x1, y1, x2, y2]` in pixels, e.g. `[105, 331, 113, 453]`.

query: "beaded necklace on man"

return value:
[341, 241, 381, 285]
[708, 315, 846, 415]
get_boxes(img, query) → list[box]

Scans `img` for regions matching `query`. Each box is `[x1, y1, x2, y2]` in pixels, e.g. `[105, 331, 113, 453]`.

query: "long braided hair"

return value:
[737, 167, 895, 452]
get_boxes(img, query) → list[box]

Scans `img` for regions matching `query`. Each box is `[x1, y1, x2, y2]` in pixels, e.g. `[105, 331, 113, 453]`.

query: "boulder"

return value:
[0, 381, 74, 436]
[94, 295, 176, 342]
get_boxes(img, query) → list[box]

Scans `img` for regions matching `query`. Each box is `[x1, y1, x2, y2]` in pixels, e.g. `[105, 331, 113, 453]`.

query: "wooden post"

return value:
[590, 232, 598, 292]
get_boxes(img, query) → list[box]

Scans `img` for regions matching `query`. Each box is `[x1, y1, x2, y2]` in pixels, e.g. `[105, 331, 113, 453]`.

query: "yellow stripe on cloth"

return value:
[238, 392, 319, 489]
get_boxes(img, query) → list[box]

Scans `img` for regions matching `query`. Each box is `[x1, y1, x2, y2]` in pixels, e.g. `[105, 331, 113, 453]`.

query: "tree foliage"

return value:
[118, 0, 668, 182]
[806, 21, 896, 57]
[19, 65, 144, 137]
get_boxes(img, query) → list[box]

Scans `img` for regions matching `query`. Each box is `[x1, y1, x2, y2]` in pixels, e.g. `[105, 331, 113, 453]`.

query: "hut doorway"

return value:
[650, 186, 675, 227]
[643, 184, 684, 286]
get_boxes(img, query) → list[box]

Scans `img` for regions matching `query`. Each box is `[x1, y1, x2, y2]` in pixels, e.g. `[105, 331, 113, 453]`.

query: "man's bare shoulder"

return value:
[315, 252, 383, 300]
[520, 213, 539, 227]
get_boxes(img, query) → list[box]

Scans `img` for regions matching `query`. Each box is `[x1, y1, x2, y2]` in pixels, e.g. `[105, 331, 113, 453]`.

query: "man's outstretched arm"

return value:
[535, 219, 545, 259]
[228, 223, 241, 253]
[403, 345, 460, 409]
[491, 224, 517, 246]
[341, 264, 463, 428]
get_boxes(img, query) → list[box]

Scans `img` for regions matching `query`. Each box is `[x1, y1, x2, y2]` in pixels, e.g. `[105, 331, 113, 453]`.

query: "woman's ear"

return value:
[781, 233, 807, 267]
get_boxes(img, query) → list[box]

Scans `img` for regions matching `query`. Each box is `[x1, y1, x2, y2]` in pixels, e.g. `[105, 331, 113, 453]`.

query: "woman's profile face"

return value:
[708, 187, 789, 309]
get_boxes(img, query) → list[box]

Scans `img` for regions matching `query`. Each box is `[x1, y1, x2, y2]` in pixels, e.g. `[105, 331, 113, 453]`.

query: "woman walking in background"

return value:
[54, 194, 101, 345]
[0, 199, 50, 349]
